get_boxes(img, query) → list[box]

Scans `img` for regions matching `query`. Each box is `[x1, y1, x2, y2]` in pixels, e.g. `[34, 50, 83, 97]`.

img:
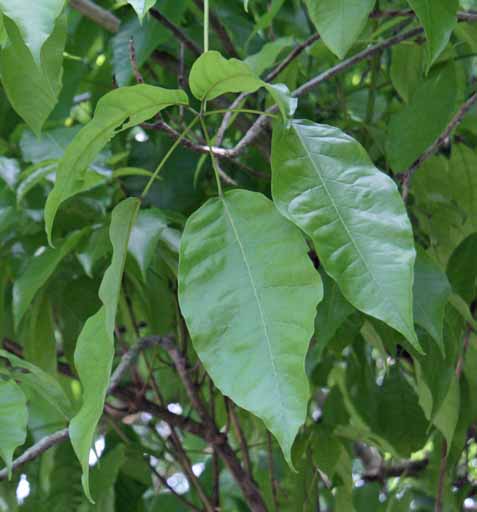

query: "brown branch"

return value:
[401, 92, 477, 201]
[149, 462, 202, 512]
[231, 26, 424, 157]
[266, 432, 279, 511]
[227, 399, 253, 477]
[128, 37, 145, 84]
[69, 0, 120, 32]
[265, 33, 321, 82]
[435, 441, 448, 512]
[159, 338, 267, 512]
[150, 8, 201, 57]
[370, 8, 477, 23]
[0, 429, 69, 480]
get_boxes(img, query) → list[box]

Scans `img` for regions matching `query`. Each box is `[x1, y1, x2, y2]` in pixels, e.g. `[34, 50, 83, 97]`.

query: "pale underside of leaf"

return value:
[179, 189, 322, 466]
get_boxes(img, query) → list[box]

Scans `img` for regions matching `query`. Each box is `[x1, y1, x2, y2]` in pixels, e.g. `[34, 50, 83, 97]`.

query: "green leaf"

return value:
[407, 0, 458, 71]
[189, 50, 296, 118]
[24, 293, 57, 375]
[0, 0, 65, 65]
[90, 444, 126, 507]
[13, 230, 85, 329]
[390, 43, 424, 103]
[387, 62, 459, 173]
[247, 0, 285, 45]
[76, 227, 111, 278]
[0, 380, 28, 478]
[271, 120, 420, 350]
[127, 0, 156, 22]
[411, 145, 477, 263]
[413, 249, 451, 351]
[128, 208, 180, 281]
[315, 270, 354, 354]
[304, 0, 376, 59]
[0, 14, 66, 136]
[178, 189, 322, 466]
[245, 37, 294, 76]
[0, 349, 73, 419]
[69, 197, 140, 502]
[19, 126, 81, 163]
[447, 234, 477, 304]
[44, 84, 188, 245]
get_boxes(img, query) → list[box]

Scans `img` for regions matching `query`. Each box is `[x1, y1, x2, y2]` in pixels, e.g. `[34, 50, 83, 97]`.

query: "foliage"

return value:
[0, 0, 476, 511]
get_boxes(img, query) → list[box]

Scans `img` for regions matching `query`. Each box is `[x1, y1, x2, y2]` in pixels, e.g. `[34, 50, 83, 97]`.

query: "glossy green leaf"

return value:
[0, 380, 28, 478]
[413, 249, 451, 351]
[189, 50, 296, 118]
[407, 0, 458, 71]
[0, 15, 66, 136]
[178, 189, 322, 466]
[387, 62, 458, 173]
[0, 349, 73, 419]
[304, 0, 375, 59]
[44, 84, 188, 244]
[128, 0, 156, 22]
[69, 197, 139, 502]
[0, 0, 65, 65]
[13, 230, 85, 329]
[16, 161, 57, 205]
[271, 120, 419, 350]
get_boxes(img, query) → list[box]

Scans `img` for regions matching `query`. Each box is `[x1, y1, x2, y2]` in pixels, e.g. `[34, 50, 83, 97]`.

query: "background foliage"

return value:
[0, 0, 477, 511]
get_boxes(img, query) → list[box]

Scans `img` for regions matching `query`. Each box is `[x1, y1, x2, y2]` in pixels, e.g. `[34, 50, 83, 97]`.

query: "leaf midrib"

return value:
[292, 123, 413, 340]
[221, 196, 287, 424]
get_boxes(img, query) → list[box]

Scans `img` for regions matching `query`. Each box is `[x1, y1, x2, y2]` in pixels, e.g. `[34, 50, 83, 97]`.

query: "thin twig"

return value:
[149, 462, 202, 512]
[192, 0, 239, 58]
[69, 0, 120, 32]
[370, 9, 477, 23]
[267, 432, 279, 511]
[150, 8, 201, 57]
[435, 440, 448, 512]
[128, 37, 145, 84]
[401, 92, 477, 201]
[227, 400, 252, 477]
[0, 429, 69, 480]
[231, 26, 424, 157]
[265, 33, 321, 82]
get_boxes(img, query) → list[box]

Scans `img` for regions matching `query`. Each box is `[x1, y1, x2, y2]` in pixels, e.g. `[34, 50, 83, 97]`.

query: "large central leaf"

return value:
[271, 120, 419, 350]
[178, 189, 322, 465]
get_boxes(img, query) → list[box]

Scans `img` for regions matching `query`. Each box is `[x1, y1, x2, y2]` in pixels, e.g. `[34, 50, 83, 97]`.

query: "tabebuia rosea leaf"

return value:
[69, 197, 140, 502]
[271, 120, 420, 351]
[0, 14, 66, 136]
[13, 229, 85, 330]
[0, 380, 28, 479]
[178, 189, 322, 466]
[413, 249, 451, 353]
[407, 0, 458, 71]
[44, 84, 188, 245]
[188, 50, 297, 118]
[0, 0, 65, 65]
[304, 0, 375, 59]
